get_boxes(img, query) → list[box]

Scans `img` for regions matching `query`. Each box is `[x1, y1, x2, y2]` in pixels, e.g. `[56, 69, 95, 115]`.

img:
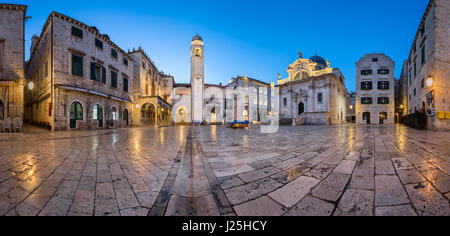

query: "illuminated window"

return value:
[93, 105, 103, 120]
[361, 81, 373, 90]
[111, 107, 117, 120]
[378, 97, 390, 105]
[195, 48, 201, 57]
[378, 81, 389, 90]
[70, 102, 83, 120]
[361, 97, 372, 105]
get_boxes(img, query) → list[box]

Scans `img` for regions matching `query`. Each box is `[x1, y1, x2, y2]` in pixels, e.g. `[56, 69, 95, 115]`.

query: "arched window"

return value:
[111, 107, 117, 120]
[70, 102, 83, 120]
[195, 48, 201, 57]
[302, 71, 309, 79]
[293, 72, 300, 81]
[93, 105, 103, 120]
[0, 100, 4, 120]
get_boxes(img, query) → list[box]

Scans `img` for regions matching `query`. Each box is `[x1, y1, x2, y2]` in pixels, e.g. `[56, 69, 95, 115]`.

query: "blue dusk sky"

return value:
[7, 0, 429, 92]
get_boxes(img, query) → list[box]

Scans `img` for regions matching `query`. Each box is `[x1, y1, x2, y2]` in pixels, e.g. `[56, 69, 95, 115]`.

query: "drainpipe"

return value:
[51, 15, 55, 131]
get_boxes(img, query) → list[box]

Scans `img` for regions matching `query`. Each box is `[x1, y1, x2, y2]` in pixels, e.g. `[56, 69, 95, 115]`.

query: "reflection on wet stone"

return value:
[0, 125, 449, 216]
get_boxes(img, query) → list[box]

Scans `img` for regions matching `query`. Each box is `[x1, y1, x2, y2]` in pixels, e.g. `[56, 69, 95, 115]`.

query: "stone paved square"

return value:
[0, 125, 450, 216]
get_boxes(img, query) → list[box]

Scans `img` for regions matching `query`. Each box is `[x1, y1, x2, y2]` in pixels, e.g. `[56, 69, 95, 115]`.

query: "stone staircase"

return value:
[293, 113, 307, 126]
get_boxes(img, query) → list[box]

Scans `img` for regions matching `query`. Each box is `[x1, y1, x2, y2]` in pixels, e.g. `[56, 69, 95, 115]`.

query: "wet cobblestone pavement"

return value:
[0, 125, 449, 216]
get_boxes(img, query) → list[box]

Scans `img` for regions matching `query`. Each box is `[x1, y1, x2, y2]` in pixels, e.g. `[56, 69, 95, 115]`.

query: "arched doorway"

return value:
[176, 107, 187, 124]
[211, 107, 217, 123]
[141, 103, 156, 125]
[123, 109, 129, 126]
[70, 102, 83, 129]
[93, 104, 103, 128]
[379, 112, 387, 124]
[0, 100, 4, 120]
[362, 112, 371, 124]
[298, 102, 305, 116]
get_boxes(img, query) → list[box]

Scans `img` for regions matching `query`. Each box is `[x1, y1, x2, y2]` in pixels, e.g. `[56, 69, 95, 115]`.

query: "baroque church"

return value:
[277, 51, 348, 125]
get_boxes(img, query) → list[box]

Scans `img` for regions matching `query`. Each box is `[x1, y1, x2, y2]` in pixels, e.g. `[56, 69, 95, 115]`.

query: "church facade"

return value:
[277, 52, 348, 125]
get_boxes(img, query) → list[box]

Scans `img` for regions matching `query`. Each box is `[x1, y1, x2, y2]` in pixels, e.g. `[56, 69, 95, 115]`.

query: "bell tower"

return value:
[190, 34, 204, 124]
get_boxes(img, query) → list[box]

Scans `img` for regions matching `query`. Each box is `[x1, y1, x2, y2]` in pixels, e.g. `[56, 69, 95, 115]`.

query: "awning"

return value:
[56, 84, 132, 103]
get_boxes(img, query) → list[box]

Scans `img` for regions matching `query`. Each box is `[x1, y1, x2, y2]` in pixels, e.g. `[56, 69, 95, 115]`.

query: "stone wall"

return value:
[0, 4, 26, 132]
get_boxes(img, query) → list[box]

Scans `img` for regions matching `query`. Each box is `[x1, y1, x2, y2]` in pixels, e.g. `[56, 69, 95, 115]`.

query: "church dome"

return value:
[192, 34, 203, 42]
[309, 55, 327, 66]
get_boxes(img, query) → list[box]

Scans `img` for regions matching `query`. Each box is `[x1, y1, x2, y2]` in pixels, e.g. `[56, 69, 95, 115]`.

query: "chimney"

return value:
[30, 35, 39, 54]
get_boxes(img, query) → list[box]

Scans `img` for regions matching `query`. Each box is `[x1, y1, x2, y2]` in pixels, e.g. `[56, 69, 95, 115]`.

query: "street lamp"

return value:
[426, 76, 433, 88]
[135, 104, 139, 109]
[349, 105, 353, 110]
[28, 81, 34, 90]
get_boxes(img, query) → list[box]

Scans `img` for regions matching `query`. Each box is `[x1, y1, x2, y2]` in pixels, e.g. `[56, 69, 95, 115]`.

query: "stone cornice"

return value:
[0, 3, 27, 12]
[28, 11, 134, 67]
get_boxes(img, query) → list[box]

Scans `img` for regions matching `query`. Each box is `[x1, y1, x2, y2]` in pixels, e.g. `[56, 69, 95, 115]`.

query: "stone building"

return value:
[277, 51, 348, 125]
[226, 75, 274, 124]
[25, 12, 134, 130]
[397, 60, 409, 121]
[0, 4, 27, 133]
[355, 53, 395, 125]
[129, 48, 173, 127]
[346, 91, 356, 123]
[402, 0, 450, 131]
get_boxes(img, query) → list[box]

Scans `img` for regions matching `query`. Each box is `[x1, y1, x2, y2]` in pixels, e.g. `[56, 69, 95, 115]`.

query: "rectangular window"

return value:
[421, 24, 425, 37]
[71, 26, 83, 38]
[123, 58, 128, 66]
[71, 54, 83, 77]
[372, 58, 378, 62]
[361, 97, 372, 105]
[378, 81, 390, 90]
[414, 63, 417, 77]
[421, 79, 425, 88]
[318, 93, 323, 103]
[414, 88, 416, 96]
[361, 81, 372, 90]
[378, 97, 390, 105]
[90, 62, 105, 82]
[283, 98, 287, 106]
[413, 43, 416, 54]
[95, 38, 103, 50]
[377, 69, 389, 75]
[111, 70, 118, 88]
[361, 69, 372, 75]
[123, 77, 128, 92]
[111, 49, 118, 59]
[421, 45, 426, 65]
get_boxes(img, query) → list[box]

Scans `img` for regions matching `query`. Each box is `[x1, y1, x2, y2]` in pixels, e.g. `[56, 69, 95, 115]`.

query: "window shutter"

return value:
[90, 62, 96, 81]
[102, 67, 106, 84]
